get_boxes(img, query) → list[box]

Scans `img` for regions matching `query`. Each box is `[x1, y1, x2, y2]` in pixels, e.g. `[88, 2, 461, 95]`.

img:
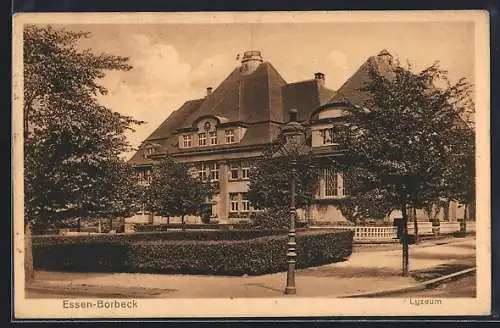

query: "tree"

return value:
[23, 25, 143, 282]
[146, 157, 214, 230]
[443, 125, 475, 234]
[338, 61, 474, 276]
[247, 134, 318, 217]
[331, 160, 396, 224]
[337, 189, 396, 225]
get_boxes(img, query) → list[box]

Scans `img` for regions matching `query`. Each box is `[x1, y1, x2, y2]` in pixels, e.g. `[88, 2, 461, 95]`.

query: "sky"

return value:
[59, 21, 475, 159]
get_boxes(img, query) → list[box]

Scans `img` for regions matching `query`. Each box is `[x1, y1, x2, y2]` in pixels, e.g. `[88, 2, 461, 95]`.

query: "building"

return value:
[128, 50, 471, 225]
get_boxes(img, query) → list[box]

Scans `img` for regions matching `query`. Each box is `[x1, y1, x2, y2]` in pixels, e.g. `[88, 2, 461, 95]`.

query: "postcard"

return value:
[12, 10, 491, 319]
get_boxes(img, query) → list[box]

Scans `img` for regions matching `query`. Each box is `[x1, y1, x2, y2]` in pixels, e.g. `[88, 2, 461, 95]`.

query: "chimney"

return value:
[289, 108, 298, 122]
[206, 87, 213, 97]
[314, 72, 325, 87]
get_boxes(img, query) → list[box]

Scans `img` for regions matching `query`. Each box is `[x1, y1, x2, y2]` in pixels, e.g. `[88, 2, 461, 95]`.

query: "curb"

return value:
[336, 267, 476, 298]
[354, 235, 474, 248]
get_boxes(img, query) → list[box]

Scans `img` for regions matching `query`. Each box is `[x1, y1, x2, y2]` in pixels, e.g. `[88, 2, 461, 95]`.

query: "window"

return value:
[225, 129, 235, 144]
[242, 200, 251, 212]
[241, 162, 251, 180]
[230, 193, 239, 212]
[229, 163, 239, 180]
[198, 162, 218, 181]
[324, 168, 338, 197]
[209, 131, 217, 145]
[145, 147, 155, 156]
[321, 168, 345, 198]
[187, 166, 199, 179]
[342, 173, 348, 196]
[320, 127, 336, 145]
[199, 163, 209, 181]
[198, 132, 207, 146]
[210, 162, 219, 181]
[183, 135, 192, 148]
[138, 169, 152, 184]
[241, 194, 250, 212]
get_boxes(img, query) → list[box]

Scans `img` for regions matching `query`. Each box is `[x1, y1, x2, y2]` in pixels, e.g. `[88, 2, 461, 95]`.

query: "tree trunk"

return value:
[181, 215, 185, 231]
[401, 204, 409, 277]
[462, 204, 468, 235]
[77, 218, 81, 232]
[412, 207, 419, 244]
[24, 221, 35, 284]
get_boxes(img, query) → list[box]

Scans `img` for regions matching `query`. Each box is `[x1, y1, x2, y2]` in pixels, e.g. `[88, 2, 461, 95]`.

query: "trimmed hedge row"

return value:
[133, 223, 253, 232]
[33, 229, 353, 276]
[32, 230, 282, 246]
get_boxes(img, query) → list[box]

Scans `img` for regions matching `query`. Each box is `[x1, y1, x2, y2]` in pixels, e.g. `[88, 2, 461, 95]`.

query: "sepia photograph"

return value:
[12, 11, 490, 318]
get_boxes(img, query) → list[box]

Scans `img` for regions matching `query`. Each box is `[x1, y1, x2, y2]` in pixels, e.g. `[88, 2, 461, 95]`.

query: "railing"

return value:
[353, 226, 398, 240]
[466, 221, 476, 232]
[311, 226, 398, 242]
[440, 222, 461, 234]
[407, 221, 433, 235]
[311, 220, 468, 243]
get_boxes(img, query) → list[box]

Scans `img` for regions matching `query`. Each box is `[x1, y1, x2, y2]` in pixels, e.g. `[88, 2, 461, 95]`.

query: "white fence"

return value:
[352, 226, 398, 241]
[466, 221, 476, 232]
[311, 226, 398, 242]
[439, 222, 461, 234]
[312, 220, 468, 243]
[407, 221, 433, 235]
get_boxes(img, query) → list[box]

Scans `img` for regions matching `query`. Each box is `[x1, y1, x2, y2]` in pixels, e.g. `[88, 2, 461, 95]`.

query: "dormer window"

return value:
[183, 135, 192, 148]
[199, 132, 207, 146]
[225, 129, 235, 144]
[144, 143, 160, 157]
[209, 131, 217, 145]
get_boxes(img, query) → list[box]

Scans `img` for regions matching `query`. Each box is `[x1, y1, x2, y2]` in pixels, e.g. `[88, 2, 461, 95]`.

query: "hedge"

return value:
[133, 223, 253, 232]
[32, 230, 282, 246]
[33, 229, 353, 276]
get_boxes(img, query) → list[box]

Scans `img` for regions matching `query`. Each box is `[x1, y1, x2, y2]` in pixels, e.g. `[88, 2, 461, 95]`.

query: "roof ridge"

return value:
[143, 97, 205, 142]
[286, 79, 316, 86]
[324, 55, 378, 105]
[263, 61, 288, 84]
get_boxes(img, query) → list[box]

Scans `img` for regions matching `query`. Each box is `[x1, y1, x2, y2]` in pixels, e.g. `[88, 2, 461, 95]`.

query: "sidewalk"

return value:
[26, 236, 476, 298]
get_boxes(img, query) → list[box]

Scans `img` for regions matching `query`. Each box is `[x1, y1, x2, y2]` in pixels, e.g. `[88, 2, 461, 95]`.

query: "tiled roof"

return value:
[282, 80, 335, 122]
[326, 50, 396, 107]
[128, 59, 336, 165]
[173, 122, 283, 157]
[180, 62, 288, 127]
[322, 49, 470, 129]
[148, 99, 205, 140]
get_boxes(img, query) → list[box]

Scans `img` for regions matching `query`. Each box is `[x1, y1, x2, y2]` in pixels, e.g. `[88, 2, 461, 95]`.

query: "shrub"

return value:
[33, 230, 353, 275]
[250, 207, 299, 230]
[133, 223, 253, 232]
[32, 230, 281, 246]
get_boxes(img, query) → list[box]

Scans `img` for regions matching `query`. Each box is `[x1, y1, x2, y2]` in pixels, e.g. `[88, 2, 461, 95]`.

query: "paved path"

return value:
[26, 236, 475, 298]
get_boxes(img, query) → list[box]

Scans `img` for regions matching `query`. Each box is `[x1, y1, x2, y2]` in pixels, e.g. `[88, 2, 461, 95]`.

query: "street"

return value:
[25, 236, 476, 299]
[26, 273, 476, 299]
[395, 273, 476, 298]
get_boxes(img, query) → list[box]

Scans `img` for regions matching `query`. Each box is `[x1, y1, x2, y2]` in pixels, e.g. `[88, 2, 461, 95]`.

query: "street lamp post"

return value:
[274, 108, 307, 295]
[285, 158, 297, 295]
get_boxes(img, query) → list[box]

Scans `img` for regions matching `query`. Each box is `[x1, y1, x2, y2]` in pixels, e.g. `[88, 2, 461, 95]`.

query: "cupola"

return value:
[239, 50, 263, 75]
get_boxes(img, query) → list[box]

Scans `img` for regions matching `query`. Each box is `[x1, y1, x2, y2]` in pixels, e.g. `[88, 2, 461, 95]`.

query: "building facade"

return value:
[128, 50, 471, 225]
